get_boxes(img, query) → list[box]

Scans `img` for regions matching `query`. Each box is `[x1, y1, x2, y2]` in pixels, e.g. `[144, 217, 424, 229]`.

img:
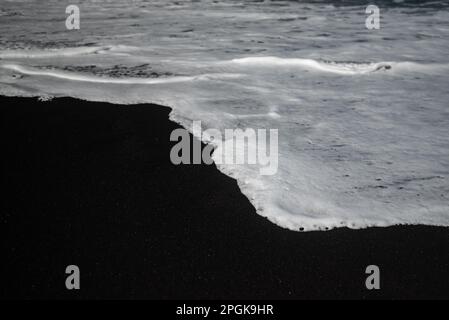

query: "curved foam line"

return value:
[1, 64, 242, 84]
[231, 56, 393, 75]
[0, 46, 110, 59]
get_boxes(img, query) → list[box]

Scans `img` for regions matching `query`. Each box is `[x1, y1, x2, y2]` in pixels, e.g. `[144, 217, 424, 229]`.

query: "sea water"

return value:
[1, 0, 448, 231]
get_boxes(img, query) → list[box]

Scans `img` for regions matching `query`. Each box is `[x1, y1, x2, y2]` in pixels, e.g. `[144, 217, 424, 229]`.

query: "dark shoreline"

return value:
[1, 95, 448, 299]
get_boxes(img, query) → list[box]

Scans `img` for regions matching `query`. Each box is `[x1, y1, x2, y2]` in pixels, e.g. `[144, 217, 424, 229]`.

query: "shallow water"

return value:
[1, 0, 449, 231]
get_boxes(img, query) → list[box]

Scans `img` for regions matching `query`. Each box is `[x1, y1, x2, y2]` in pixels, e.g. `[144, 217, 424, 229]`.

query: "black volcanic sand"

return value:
[1, 96, 448, 299]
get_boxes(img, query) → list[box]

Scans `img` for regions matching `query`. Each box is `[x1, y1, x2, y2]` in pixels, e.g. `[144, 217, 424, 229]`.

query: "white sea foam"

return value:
[0, 64, 242, 84]
[0, 46, 107, 59]
[0, 0, 448, 231]
[231, 57, 394, 75]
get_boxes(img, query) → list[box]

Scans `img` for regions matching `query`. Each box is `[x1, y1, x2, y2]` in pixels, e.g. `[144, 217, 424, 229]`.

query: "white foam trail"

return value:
[0, 46, 109, 59]
[232, 57, 449, 75]
[0, 64, 242, 84]
[231, 57, 393, 75]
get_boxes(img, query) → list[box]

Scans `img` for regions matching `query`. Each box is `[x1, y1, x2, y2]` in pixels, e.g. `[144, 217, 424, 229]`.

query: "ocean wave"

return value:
[231, 56, 393, 74]
[0, 63, 242, 84]
[0, 46, 107, 59]
[1, 0, 448, 232]
[0, 45, 142, 59]
[231, 56, 449, 75]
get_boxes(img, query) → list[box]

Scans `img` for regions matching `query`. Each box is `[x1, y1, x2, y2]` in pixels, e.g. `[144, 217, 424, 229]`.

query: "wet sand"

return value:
[1, 96, 448, 299]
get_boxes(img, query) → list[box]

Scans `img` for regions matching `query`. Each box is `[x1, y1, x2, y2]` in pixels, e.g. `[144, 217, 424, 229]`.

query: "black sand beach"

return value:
[1, 96, 448, 299]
